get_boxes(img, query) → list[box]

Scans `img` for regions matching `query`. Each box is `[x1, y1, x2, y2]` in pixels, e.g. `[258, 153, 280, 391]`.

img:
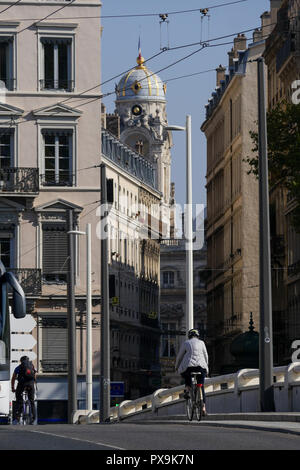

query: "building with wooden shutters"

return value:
[0, 0, 102, 420]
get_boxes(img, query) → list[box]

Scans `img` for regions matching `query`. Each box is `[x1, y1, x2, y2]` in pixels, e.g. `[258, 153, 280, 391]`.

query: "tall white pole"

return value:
[186, 115, 194, 333]
[86, 223, 93, 411]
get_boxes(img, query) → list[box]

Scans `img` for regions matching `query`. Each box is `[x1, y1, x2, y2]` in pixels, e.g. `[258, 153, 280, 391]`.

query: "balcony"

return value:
[288, 260, 300, 278]
[102, 130, 157, 190]
[0, 167, 39, 195]
[9, 268, 42, 296]
[39, 79, 75, 92]
[140, 313, 159, 328]
[40, 173, 75, 187]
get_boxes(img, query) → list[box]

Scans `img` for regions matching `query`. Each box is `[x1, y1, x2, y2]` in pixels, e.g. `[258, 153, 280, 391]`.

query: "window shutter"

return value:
[41, 316, 67, 372]
[42, 225, 68, 275]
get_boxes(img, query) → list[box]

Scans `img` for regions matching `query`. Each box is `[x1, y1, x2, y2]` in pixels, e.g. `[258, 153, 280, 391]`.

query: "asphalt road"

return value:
[0, 422, 300, 451]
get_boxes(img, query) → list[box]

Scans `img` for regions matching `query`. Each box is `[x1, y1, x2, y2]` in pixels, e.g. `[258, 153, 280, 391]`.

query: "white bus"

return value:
[0, 261, 26, 423]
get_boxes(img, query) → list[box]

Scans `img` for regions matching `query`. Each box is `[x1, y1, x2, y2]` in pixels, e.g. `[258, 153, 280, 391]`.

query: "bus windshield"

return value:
[0, 262, 26, 381]
[0, 279, 10, 380]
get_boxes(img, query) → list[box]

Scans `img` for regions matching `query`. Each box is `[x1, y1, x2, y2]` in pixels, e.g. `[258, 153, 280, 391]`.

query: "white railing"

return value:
[74, 363, 300, 424]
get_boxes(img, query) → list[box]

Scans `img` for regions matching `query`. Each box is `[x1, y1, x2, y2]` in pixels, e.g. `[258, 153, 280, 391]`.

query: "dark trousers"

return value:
[181, 366, 207, 403]
[15, 382, 36, 420]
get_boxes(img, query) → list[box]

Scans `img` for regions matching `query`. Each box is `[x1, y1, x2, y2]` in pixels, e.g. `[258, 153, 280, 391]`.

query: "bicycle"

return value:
[20, 387, 34, 425]
[185, 372, 204, 422]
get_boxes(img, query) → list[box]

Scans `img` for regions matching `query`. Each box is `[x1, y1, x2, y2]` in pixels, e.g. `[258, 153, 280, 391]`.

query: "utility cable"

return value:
[7, 0, 249, 21]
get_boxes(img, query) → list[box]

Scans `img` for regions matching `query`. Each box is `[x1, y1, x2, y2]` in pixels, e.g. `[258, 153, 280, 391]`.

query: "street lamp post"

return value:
[67, 223, 93, 412]
[257, 57, 275, 412]
[165, 115, 194, 335]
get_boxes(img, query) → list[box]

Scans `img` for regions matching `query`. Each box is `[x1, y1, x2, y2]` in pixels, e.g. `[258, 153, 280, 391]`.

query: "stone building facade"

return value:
[160, 237, 207, 387]
[101, 126, 162, 399]
[0, 0, 102, 420]
[263, 0, 300, 364]
[201, 27, 268, 374]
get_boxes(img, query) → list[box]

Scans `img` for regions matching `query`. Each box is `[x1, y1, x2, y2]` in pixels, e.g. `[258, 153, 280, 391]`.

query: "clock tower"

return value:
[115, 51, 172, 207]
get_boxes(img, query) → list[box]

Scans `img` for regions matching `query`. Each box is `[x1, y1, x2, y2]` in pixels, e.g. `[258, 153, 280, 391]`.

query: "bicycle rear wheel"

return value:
[186, 396, 194, 421]
[195, 386, 203, 422]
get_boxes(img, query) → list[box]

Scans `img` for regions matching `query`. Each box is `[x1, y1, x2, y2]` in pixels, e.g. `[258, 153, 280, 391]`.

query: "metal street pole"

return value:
[68, 225, 93, 411]
[164, 119, 194, 335]
[186, 114, 194, 333]
[86, 223, 92, 412]
[67, 209, 77, 423]
[257, 57, 275, 412]
[100, 163, 110, 422]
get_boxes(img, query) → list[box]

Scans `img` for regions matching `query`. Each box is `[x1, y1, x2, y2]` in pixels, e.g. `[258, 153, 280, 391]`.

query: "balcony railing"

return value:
[140, 313, 159, 328]
[102, 130, 157, 190]
[0, 167, 39, 194]
[40, 173, 75, 187]
[288, 260, 300, 278]
[39, 79, 75, 92]
[9, 268, 42, 296]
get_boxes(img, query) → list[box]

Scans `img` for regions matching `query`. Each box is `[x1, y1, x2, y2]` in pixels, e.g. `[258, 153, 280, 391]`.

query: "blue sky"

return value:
[101, 0, 270, 208]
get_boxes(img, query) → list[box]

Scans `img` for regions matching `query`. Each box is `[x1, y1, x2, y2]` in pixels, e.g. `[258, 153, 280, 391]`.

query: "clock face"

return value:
[132, 104, 143, 116]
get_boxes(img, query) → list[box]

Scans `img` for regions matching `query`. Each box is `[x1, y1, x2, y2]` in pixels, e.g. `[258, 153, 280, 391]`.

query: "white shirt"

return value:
[175, 337, 209, 375]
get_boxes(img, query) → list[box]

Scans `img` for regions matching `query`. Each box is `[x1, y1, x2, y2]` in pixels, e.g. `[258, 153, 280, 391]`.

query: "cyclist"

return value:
[175, 328, 209, 416]
[11, 356, 36, 425]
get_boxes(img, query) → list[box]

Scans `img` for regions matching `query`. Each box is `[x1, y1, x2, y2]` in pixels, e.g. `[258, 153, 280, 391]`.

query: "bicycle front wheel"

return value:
[186, 396, 194, 421]
[195, 387, 203, 422]
[23, 402, 32, 425]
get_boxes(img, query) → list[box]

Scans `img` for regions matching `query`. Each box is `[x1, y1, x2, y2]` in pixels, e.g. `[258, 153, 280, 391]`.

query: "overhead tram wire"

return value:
[0, 26, 284, 135]
[100, 30, 273, 100]
[98, 14, 298, 95]
[7, 0, 249, 21]
[0, 0, 23, 15]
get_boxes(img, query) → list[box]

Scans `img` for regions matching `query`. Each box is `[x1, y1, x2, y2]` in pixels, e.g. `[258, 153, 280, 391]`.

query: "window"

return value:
[0, 36, 15, 91]
[0, 230, 13, 268]
[42, 223, 68, 283]
[0, 130, 13, 168]
[40, 38, 73, 91]
[42, 130, 73, 186]
[40, 316, 68, 373]
[161, 323, 176, 357]
[162, 271, 175, 288]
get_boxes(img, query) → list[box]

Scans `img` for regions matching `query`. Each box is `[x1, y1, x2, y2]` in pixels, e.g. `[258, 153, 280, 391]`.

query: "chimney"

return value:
[261, 11, 272, 39]
[228, 48, 235, 68]
[106, 113, 121, 138]
[253, 28, 263, 43]
[233, 33, 247, 54]
[216, 65, 226, 86]
[270, 0, 282, 28]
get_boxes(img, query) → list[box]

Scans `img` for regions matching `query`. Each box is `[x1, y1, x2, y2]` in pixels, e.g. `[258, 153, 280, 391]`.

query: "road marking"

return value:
[26, 429, 125, 450]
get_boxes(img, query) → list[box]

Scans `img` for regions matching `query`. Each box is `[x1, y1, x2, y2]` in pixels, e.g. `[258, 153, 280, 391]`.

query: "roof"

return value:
[115, 54, 166, 103]
[203, 49, 249, 122]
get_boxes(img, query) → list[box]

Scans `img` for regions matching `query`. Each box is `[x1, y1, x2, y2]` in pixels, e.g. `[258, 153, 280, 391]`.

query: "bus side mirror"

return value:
[4, 272, 26, 319]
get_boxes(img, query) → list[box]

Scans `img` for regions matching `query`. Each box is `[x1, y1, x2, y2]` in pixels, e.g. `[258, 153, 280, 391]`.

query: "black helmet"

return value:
[20, 355, 29, 362]
[188, 329, 200, 339]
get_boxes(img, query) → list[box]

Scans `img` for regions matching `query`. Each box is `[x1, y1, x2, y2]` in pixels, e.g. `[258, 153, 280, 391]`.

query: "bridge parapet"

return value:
[74, 363, 300, 423]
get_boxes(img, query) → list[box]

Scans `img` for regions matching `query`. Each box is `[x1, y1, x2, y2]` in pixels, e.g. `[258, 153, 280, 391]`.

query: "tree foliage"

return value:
[245, 101, 300, 231]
